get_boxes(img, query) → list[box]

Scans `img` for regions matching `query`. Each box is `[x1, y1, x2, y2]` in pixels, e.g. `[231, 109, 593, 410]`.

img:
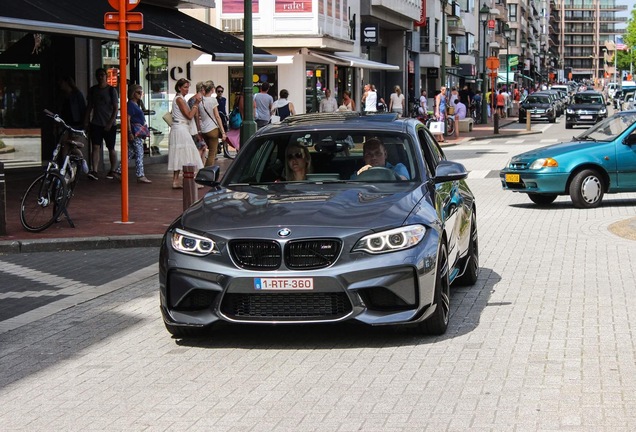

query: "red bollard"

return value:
[182, 164, 198, 211]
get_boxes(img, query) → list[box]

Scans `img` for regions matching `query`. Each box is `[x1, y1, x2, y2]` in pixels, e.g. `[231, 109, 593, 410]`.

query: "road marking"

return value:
[0, 263, 157, 334]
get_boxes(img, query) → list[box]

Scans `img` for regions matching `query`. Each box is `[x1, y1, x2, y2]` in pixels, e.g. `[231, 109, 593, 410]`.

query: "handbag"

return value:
[162, 111, 173, 127]
[270, 108, 281, 125]
[428, 121, 445, 134]
[229, 107, 242, 129]
[132, 123, 149, 139]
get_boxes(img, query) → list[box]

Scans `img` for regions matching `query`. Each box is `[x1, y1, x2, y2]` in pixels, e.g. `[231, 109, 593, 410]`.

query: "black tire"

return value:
[455, 212, 479, 286]
[418, 242, 450, 335]
[19, 171, 67, 232]
[569, 169, 604, 208]
[549, 114, 556, 123]
[519, 118, 525, 124]
[565, 123, 572, 129]
[528, 193, 558, 206]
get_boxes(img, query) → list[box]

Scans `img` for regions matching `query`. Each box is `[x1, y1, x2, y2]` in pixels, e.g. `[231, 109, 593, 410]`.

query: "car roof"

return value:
[256, 112, 411, 135]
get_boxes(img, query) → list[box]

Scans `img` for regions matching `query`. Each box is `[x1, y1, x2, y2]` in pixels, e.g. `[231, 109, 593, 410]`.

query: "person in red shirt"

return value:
[496, 89, 506, 118]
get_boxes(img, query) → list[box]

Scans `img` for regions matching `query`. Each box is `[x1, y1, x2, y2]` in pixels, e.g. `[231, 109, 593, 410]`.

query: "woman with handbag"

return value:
[199, 80, 227, 167]
[273, 89, 296, 122]
[168, 78, 204, 189]
[112, 84, 151, 183]
[434, 87, 447, 143]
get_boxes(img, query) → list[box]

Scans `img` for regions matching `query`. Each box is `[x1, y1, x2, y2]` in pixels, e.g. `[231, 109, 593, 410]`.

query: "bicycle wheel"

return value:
[444, 117, 455, 136]
[20, 171, 67, 232]
[223, 139, 238, 159]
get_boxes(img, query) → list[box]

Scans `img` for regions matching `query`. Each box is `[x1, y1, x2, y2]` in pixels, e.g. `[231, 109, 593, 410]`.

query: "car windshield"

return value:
[223, 131, 419, 186]
[577, 112, 636, 141]
[573, 94, 603, 104]
[525, 96, 549, 104]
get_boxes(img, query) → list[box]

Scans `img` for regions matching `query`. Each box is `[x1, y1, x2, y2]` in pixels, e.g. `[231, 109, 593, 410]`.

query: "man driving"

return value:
[352, 137, 409, 180]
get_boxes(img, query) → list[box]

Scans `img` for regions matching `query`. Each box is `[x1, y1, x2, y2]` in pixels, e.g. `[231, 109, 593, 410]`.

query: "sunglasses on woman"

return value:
[287, 152, 304, 160]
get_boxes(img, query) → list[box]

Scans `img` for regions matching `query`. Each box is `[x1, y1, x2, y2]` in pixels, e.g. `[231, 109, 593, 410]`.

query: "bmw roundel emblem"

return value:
[278, 228, 291, 237]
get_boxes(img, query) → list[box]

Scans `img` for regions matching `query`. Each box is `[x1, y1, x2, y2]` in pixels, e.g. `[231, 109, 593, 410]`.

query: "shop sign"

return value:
[361, 23, 379, 46]
[427, 68, 439, 78]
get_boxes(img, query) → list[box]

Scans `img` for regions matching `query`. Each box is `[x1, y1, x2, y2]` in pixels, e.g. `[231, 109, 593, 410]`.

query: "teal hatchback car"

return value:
[500, 111, 636, 208]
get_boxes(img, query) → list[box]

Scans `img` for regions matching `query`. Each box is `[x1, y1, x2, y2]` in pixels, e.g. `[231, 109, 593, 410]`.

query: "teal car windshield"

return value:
[577, 112, 636, 142]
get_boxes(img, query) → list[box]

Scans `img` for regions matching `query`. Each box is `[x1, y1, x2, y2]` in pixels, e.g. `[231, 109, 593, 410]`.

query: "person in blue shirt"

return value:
[352, 138, 409, 180]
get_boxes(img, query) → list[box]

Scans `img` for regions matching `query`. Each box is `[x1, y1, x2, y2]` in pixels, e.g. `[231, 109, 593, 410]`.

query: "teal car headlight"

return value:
[171, 228, 220, 256]
[353, 225, 426, 254]
[529, 158, 559, 170]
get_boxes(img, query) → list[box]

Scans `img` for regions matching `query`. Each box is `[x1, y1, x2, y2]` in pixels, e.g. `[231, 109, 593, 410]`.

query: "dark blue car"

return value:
[159, 112, 478, 337]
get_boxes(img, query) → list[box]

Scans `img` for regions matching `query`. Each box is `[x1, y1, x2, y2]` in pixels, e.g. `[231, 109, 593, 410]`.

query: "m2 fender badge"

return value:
[278, 228, 291, 237]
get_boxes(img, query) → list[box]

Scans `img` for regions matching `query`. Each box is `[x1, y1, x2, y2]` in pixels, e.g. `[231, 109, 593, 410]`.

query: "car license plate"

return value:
[254, 277, 314, 290]
[580, 115, 593, 119]
[505, 173, 520, 183]
[531, 114, 541, 118]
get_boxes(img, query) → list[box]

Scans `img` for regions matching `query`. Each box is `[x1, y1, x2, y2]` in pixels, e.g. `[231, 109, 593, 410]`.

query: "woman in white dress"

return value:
[168, 78, 204, 189]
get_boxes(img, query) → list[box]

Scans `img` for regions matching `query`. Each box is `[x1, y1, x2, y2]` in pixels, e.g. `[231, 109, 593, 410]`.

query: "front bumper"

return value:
[500, 169, 570, 194]
[159, 233, 440, 329]
[566, 113, 606, 125]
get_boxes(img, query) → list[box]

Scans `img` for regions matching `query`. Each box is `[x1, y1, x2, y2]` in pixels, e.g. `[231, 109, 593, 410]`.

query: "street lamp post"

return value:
[441, 0, 448, 89]
[480, 4, 490, 124]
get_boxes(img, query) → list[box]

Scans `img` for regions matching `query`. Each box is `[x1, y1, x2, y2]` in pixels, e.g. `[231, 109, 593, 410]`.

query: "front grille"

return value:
[221, 292, 352, 321]
[230, 240, 282, 270]
[285, 239, 341, 269]
[509, 163, 528, 170]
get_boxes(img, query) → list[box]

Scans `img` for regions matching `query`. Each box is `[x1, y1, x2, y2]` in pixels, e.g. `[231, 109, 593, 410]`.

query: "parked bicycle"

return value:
[19, 110, 87, 232]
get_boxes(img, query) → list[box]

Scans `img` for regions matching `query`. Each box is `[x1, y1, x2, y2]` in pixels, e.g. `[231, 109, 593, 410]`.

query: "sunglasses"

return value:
[287, 152, 304, 160]
[216, 89, 223, 93]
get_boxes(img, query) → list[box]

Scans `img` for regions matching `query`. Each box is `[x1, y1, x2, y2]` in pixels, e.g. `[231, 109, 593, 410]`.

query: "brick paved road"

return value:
[2, 131, 636, 431]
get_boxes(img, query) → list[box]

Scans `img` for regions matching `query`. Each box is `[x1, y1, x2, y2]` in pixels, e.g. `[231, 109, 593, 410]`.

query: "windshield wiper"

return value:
[576, 136, 597, 142]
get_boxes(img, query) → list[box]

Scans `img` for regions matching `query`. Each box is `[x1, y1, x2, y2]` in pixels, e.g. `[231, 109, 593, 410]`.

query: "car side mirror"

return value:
[195, 165, 221, 186]
[624, 134, 636, 146]
[434, 160, 468, 183]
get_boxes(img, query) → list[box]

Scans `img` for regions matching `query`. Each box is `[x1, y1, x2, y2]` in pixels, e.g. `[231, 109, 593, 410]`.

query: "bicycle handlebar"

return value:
[44, 109, 87, 138]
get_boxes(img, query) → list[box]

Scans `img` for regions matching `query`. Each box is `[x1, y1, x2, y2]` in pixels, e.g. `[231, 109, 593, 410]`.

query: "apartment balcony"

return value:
[447, 19, 466, 37]
[371, 0, 421, 21]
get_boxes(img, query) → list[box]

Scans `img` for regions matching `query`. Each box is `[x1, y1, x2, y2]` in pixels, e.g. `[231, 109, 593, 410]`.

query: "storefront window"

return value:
[229, 66, 278, 109]
[0, 30, 42, 168]
[306, 62, 329, 112]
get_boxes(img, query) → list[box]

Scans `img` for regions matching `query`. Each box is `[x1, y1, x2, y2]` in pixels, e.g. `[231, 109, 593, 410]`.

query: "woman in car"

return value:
[284, 144, 312, 181]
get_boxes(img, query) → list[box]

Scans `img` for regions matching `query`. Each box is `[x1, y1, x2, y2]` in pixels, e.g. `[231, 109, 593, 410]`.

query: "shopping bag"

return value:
[132, 123, 150, 139]
[270, 114, 281, 124]
[162, 111, 173, 127]
[428, 121, 445, 134]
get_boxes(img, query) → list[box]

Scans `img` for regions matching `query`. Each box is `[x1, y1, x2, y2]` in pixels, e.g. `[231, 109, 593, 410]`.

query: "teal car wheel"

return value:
[569, 169, 604, 209]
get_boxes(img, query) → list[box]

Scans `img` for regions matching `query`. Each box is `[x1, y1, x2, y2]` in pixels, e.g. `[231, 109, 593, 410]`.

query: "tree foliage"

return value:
[617, 6, 636, 73]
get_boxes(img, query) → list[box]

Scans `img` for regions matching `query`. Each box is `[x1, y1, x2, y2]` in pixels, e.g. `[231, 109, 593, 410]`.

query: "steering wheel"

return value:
[356, 166, 401, 181]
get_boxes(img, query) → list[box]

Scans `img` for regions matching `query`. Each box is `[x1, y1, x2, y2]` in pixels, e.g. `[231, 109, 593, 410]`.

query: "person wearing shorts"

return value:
[84, 68, 119, 180]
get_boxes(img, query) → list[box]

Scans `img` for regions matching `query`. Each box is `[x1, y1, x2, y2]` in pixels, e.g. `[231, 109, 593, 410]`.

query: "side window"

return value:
[418, 128, 438, 178]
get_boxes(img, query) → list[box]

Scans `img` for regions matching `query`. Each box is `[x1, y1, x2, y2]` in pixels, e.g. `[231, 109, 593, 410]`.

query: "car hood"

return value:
[509, 140, 608, 164]
[521, 102, 551, 109]
[179, 184, 429, 232]
[568, 103, 605, 110]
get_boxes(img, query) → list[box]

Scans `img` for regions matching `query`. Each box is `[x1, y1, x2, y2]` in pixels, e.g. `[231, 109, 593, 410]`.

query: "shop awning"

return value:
[0, 0, 273, 61]
[308, 51, 400, 71]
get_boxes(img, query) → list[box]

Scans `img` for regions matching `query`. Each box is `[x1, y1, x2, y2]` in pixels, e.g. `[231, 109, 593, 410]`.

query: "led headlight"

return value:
[353, 225, 426, 254]
[171, 228, 220, 256]
[600, 108, 607, 115]
[529, 158, 558, 170]
[566, 108, 574, 114]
